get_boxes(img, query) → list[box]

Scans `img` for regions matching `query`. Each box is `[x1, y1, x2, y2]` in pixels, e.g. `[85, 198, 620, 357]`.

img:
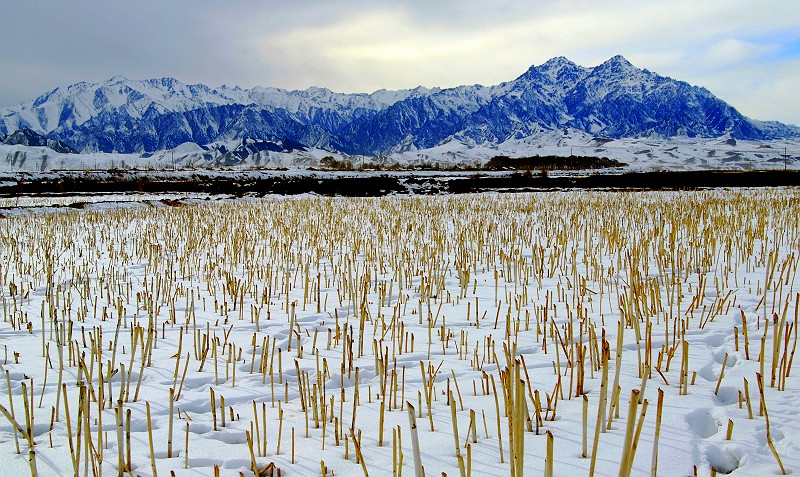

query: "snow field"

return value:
[0, 190, 798, 476]
[2, 132, 799, 173]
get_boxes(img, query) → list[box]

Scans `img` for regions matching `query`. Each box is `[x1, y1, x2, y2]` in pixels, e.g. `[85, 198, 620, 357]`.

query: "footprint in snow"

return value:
[686, 407, 723, 438]
[705, 443, 744, 474]
[698, 363, 719, 382]
[713, 386, 740, 406]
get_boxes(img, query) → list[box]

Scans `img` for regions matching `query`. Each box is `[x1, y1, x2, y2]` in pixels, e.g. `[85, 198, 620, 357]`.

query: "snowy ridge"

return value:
[1, 76, 420, 133]
[0, 77, 420, 148]
[1, 55, 799, 157]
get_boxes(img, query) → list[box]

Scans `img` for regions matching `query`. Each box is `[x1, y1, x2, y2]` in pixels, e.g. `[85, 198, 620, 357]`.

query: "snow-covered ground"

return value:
[394, 130, 800, 171]
[0, 190, 798, 476]
[2, 130, 799, 173]
[0, 193, 233, 216]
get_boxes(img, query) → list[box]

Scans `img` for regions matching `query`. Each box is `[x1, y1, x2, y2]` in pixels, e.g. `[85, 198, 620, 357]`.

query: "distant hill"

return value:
[2, 128, 76, 153]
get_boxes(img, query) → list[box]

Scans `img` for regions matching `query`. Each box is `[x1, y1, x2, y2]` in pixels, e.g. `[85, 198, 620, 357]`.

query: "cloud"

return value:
[0, 0, 798, 124]
[706, 39, 777, 67]
[255, 7, 522, 92]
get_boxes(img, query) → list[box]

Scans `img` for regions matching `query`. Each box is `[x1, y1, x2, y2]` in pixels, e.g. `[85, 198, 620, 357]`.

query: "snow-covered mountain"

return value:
[1, 55, 798, 155]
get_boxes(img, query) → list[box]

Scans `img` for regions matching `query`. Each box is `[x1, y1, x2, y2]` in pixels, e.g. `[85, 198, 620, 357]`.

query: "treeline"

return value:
[483, 155, 626, 171]
[318, 156, 479, 171]
[317, 154, 626, 172]
[7, 170, 800, 196]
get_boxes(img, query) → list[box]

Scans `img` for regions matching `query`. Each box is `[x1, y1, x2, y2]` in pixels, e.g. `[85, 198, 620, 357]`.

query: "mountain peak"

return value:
[108, 74, 130, 84]
[597, 55, 636, 71]
[518, 56, 585, 83]
[609, 54, 631, 63]
[542, 56, 577, 69]
[303, 86, 332, 94]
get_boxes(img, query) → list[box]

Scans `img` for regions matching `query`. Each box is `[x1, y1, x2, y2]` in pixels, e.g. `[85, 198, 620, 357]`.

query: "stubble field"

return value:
[0, 189, 798, 476]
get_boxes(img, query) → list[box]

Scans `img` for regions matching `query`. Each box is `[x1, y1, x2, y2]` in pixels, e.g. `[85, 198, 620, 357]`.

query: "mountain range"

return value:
[1, 55, 798, 155]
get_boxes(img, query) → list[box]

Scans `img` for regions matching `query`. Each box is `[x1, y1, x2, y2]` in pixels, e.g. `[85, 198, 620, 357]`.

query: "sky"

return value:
[0, 0, 798, 125]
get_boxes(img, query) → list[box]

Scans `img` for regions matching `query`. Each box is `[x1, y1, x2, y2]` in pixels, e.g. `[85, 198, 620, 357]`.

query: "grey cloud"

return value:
[0, 0, 798, 124]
